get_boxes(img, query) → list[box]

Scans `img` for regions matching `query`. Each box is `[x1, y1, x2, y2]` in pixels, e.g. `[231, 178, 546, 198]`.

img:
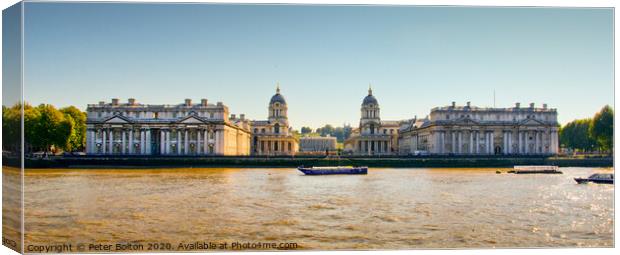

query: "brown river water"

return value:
[3, 167, 614, 251]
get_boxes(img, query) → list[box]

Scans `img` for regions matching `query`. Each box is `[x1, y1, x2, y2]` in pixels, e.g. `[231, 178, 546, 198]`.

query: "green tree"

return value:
[301, 126, 312, 134]
[2, 104, 21, 152]
[33, 104, 74, 152]
[60, 106, 87, 151]
[589, 105, 613, 153]
[559, 118, 596, 152]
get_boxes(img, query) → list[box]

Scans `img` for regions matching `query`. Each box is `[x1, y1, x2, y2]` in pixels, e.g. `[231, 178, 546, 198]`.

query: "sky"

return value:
[6, 2, 614, 129]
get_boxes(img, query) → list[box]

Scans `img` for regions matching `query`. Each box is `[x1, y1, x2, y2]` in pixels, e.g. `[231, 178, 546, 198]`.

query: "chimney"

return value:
[240, 114, 245, 120]
[515, 102, 520, 108]
[128, 98, 136, 105]
[98, 101, 105, 106]
[451, 101, 456, 108]
[530, 103, 535, 108]
[230, 114, 236, 119]
[466, 101, 471, 107]
[543, 103, 548, 109]
[201, 99, 208, 106]
[112, 98, 119, 105]
[184, 99, 192, 106]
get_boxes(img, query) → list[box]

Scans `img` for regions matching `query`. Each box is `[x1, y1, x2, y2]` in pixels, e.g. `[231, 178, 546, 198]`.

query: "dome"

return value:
[269, 86, 287, 105]
[362, 86, 378, 106]
[270, 93, 287, 105]
[362, 95, 378, 106]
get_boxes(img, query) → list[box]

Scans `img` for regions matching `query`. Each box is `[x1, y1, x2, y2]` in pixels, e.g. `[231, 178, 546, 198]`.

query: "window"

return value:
[274, 123, 280, 134]
[274, 142, 279, 151]
[154, 112, 159, 119]
[446, 115, 450, 119]
[210, 112, 214, 118]
[254, 128, 258, 133]
[261, 128, 266, 133]
[370, 124, 375, 134]
[383, 129, 387, 134]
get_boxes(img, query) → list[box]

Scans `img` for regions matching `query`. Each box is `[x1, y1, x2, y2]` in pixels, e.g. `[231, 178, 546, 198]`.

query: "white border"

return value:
[0, 1, 617, 255]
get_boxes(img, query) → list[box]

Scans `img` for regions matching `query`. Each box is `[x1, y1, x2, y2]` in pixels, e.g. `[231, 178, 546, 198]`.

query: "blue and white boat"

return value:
[297, 166, 368, 175]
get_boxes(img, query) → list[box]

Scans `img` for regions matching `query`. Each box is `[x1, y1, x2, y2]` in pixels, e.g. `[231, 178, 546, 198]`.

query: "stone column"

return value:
[109, 129, 114, 154]
[138, 130, 144, 154]
[146, 129, 151, 155]
[102, 129, 107, 154]
[524, 131, 530, 154]
[121, 130, 126, 154]
[532, 130, 539, 154]
[456, 131, 463, 154]
[484, 132, 489, 154]
[184, 130, 189, 155]
[166, 130, 171, 155]
[490, 131, 494, 154]
[468, 131, 473, 155]
[160, 130, 165, 155]
[507, 131, 512, 154]
[177, 130, 181, 155]
[128, 129, 134, 154]
[86, 130, 93, 154]
[204, 130, 209, 155]
[475, 130, 480, 154]
[197, 130, 202, 154]
[451, 131, 456, 153]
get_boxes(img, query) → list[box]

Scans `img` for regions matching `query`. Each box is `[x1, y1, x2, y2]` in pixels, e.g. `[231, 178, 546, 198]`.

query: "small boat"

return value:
[574, 173, 614, 184]
[508, 165, 562, 174]
[298, 166, 368, 175]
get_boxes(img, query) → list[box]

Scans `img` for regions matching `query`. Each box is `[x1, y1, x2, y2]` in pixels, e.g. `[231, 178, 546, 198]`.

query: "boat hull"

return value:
[574, 178, 614, 184]
[298, 167, 368, 175]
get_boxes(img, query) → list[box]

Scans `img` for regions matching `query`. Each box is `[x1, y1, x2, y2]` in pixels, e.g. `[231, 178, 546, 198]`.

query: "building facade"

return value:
[398, 102, 560, 155]
[299, 136, 337, 152]
[250, 86, 299, 155]
[344, 87, 400, 155]
[85, 98, 251, 156]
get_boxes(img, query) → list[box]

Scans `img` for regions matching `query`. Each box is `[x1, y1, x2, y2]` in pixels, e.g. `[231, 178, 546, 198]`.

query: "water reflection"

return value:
[16, 167, 614, 249]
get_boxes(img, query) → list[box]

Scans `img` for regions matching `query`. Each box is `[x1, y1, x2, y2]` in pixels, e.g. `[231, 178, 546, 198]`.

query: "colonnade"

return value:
[255, 138, 296, 155]
[355, 138, 392, 155]
[86, 127, 223, 155]
[430, 129, 558, 155]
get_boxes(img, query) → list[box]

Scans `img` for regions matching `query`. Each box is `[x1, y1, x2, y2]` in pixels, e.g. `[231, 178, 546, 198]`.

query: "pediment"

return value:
[178, 116, 206, 124]
[453, 117, 479, 125]
[103, 115, 130, 124]
[520, 118, 545, 126]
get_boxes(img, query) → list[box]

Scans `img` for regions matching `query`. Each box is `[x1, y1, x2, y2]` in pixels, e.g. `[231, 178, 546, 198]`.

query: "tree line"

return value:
[300, 124, 353, 143]
[2, 103, 87, 154]
[559, 105, 613, 154]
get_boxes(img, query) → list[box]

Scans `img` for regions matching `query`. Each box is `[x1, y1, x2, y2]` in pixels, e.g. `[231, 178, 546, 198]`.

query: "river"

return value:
[3, 167, 614, 251]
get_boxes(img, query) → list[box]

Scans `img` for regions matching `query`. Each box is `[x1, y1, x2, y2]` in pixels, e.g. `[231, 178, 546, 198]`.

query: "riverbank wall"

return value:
[3, 156, 613, 169]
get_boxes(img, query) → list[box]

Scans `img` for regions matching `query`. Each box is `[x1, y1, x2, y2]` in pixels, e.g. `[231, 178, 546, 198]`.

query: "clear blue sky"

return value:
[14, 3, 614, 129]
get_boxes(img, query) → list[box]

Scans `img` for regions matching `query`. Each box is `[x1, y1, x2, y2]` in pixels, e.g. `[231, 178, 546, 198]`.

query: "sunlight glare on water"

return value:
[12, 167, 614, 250]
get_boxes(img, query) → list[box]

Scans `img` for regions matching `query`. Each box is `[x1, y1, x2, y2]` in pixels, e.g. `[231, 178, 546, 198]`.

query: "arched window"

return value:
[274, 123, 280, 134]
[370, 124, 375, 134]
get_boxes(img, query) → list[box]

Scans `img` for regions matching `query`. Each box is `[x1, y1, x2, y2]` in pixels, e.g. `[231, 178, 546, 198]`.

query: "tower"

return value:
[360, 85, 380, 135]
[268, 83, 289, 131]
